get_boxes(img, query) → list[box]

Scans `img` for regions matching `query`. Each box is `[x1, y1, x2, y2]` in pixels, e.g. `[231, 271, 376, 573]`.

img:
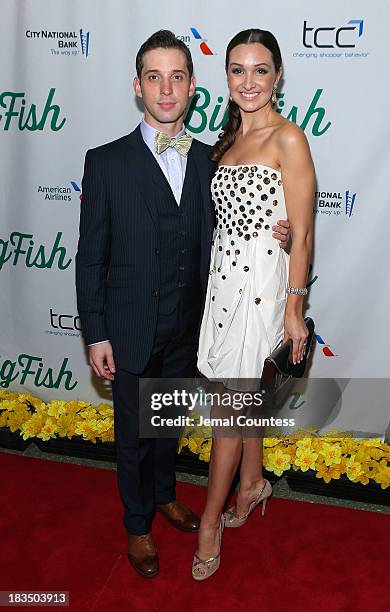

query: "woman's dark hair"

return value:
[136, 30, 193, 79]
[211, 29, 282, 162]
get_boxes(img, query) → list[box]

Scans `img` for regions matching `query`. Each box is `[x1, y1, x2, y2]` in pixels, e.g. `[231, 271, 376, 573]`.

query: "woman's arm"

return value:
[277, 123, 315, 364]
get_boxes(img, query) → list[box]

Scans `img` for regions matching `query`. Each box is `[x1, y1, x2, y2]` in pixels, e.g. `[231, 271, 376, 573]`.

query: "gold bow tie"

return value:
[154, 131, 193, 156]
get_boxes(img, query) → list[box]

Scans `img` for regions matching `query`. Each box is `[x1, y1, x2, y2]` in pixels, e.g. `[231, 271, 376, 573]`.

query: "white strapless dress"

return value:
[197, 164, 289, 383]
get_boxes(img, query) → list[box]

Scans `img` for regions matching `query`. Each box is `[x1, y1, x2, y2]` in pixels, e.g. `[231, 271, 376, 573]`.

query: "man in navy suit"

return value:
[76, 30, 289, 578]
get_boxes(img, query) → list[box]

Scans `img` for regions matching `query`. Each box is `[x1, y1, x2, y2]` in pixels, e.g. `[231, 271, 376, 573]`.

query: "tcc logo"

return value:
[303, 19, 364, 49]
[50, 308, 81, 331]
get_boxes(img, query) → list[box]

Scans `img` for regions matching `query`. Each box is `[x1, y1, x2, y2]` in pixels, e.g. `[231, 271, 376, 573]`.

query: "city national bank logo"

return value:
[25, 27, 90, 57]
[177, 28, 216, 55]
[294, 19, 368, 59]
[345, 190, 356, 217]
[37, 181, 81, 203]
[314, 190, 357, 218]
[79, 28, 90, 57]
[0, 88, 66, 131]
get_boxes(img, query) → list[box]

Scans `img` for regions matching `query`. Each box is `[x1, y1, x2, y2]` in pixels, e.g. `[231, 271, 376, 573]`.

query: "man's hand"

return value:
[272, 219, 291, 250]
[88, 342, 116, 381]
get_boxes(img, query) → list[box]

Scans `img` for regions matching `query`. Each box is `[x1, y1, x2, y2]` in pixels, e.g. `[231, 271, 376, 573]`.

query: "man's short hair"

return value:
[136, 30, 194, 79]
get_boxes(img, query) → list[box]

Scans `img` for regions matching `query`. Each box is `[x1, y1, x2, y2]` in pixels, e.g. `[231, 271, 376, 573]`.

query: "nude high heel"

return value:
[192, 516, 225, 581]
[224, 479, 272, 528]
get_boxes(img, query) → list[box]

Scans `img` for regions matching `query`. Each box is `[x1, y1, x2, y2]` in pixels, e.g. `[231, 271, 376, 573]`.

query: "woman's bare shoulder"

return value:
[274, 119, 309, 152]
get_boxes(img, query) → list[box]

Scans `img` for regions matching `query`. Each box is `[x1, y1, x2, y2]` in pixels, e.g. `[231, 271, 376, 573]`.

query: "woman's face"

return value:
[227, 43, 281, 113]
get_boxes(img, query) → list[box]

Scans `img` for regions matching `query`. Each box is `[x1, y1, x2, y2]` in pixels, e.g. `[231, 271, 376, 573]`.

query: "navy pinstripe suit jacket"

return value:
[75, 125, 216, 373]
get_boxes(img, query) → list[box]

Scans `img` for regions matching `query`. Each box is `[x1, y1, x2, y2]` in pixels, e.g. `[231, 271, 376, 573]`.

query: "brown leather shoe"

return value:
[155, 500, 200, 532]
[127, 533, 158, 578]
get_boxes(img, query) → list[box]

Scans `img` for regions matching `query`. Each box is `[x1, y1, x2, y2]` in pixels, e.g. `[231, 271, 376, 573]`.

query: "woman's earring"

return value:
[271, 84, 277, 105]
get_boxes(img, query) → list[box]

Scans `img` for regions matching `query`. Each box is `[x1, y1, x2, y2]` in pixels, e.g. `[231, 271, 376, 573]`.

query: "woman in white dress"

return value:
[193, 29, 315, 580]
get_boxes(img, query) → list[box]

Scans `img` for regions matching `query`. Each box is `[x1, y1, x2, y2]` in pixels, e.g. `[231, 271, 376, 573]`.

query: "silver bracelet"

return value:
[287, 286, 308, 296]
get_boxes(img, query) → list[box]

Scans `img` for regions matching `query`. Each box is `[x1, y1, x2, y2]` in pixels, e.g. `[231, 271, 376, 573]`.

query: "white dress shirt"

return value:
[140, 118, 187, 205]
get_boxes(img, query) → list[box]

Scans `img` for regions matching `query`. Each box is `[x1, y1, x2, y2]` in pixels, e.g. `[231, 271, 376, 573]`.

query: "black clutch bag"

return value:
[261, 317, 315, 392]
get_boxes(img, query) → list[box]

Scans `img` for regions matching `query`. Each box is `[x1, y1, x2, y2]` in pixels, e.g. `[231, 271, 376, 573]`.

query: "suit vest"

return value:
[156, 156, 203, 314]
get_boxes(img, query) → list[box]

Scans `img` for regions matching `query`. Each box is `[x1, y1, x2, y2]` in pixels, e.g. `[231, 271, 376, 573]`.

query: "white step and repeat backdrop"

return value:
[1, 1, 389, 435]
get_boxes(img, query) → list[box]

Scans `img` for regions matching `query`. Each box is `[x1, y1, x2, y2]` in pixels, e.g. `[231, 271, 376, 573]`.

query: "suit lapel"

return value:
[190, 139, 216, 291]
[123, 128, 215, 258]
[190, 139, 215, 232]
[179, 145, 196, 206]
[124, 125, 173, 226]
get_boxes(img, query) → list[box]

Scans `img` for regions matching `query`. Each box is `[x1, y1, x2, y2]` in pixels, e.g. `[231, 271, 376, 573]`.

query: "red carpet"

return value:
[0, 452, 389, 612]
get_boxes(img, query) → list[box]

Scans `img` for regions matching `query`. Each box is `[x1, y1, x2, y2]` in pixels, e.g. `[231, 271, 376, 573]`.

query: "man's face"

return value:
[133, 47, 196, 130]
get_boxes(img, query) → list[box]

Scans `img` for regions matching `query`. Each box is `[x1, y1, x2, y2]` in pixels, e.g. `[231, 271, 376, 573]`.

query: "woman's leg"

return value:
[196, 436, 242, 558]
[235, 437, 265, 517]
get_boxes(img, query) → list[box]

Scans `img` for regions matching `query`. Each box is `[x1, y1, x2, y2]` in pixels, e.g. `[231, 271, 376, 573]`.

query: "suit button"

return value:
[152, 290, 159, 297]
[179, 266, 185, 271]
[155, 249, 160, 255]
